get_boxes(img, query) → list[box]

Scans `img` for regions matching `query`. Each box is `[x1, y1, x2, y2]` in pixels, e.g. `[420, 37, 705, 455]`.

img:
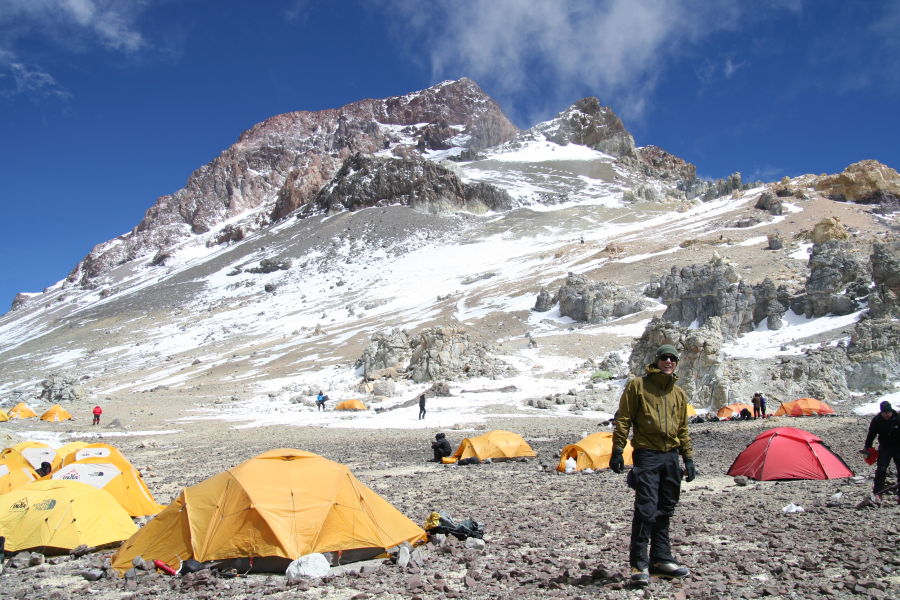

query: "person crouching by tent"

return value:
[92, 405, 102, 425]
[610, 344, 694, 586]
[36, 462, 52, 477]
[430, 433, 451, 462]
[863, 400, 900, 497]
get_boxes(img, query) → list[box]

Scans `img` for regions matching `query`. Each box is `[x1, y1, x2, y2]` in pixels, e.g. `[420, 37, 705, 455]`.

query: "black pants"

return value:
[92, 415, 100, 425]
[874, 444, 900, 495]
[419, 406, 426, 419]
[628, 449, 682, 570]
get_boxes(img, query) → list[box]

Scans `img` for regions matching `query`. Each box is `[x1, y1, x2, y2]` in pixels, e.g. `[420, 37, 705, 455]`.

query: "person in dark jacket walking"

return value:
[610, 344, 695, 586]
[431, 432, 452, 462]
[418, 394, 427, 420]
[864, 400, 900, 496]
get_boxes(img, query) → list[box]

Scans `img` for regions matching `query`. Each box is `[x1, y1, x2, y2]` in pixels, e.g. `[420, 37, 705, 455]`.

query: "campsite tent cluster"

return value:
[0, 402, 74, 422]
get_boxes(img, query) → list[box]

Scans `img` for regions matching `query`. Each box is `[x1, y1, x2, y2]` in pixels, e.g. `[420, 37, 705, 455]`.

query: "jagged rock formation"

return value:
[814, 159, 900, 204]
[305, 153, 512, 215]
[646, 255, 781, 339]
[553, 273, 648, 323]
[868, 240, 900, 319]
[532, 287, 557, 312]
[357, 326, 513, 383]
[754, 191, 784, 215]
[38, 373, 86, 403]
[65, 78, 519, 287]
[634, 145, 697, 182]
[792, 241, 870, 318]
[528, 97, 636, 158]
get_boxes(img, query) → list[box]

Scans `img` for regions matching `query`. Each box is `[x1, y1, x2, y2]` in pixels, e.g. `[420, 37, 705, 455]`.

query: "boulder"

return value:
[38, 373, 86, 403]
[813, 160, 900, 204]
[755, 192, 784, 215]
[532, 287, 557, 312]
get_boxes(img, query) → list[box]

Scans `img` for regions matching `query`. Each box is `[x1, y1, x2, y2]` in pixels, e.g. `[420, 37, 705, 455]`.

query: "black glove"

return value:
[609, 449, 624, 474]
[683, 459, 696, 482]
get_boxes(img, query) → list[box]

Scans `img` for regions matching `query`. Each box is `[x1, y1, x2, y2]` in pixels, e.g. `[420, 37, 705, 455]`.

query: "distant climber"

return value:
[751, 393, 762, 419]
[431, 433, 452, 462]
[418, 394, 427, 420]
[316, 391, 328, 411]
[92, 405, 102, 425]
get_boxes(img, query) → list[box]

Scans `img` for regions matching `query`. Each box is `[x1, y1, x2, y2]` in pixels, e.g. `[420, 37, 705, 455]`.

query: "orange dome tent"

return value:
[773, 398, 835, 417]
[111, 449, 426, 574]
[1, 441, 61, 472]
[716, 403, 754, 419]
[451, 430, 536, 462]
[40, 404, 74, 422]
[0, 451, 39, 494]
[54, 443, 164, 517]
[335, 399, 367, 411]
[557, 432, 634, 472]
[7, 402, 37, 419]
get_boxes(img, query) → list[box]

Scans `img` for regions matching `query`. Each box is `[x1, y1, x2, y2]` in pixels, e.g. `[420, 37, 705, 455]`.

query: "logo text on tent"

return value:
[59, 472, 81, 480]
[34, 499, 57, 511]
[10, 499, 28, 511]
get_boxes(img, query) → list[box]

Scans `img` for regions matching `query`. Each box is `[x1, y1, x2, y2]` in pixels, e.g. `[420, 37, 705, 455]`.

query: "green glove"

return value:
[684, 459, 696, 482]
[609, 449, 624, 473]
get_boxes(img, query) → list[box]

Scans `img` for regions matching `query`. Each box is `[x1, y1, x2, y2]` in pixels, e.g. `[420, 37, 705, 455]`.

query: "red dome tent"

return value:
[727, 427, 853, 481]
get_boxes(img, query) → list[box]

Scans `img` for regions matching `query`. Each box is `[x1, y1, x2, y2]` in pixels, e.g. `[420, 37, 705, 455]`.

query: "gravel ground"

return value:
[2, 408, 899, 600]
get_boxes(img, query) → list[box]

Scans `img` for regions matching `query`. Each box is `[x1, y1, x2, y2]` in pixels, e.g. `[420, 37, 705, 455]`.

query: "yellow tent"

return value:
[40, 404, 74, 422]
[111, 449, 426, 573]
[56, 441, 90, 463]
[7, 402, 37, 419]
[451, 430, 537, 461]
[557, 432, 635, 472]
[0, 409, 8, 422]
[0, 451, 39, 494]
[0, 479, 137, 554]
[2, 441, 61, 471]
[686, 404, 698, 417]
[335, 398, 367, 411]
[54, 443, 163, 517]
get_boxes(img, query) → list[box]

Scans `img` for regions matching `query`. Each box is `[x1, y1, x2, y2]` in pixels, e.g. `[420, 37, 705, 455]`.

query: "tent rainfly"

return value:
[2, 441, 61, 472]
[716, 403, 754, 419]
[0, 451, 39, 494]
[335, 399, 367, 411]
[727, 427, 854, 481]
[111, 448, 426, 574]
[557, 432, 634, 472]
[7, 402, 37, 419]
[40, 404, 74, 422]
[773, 398, 835, 417]
[451, 430, 537, 461]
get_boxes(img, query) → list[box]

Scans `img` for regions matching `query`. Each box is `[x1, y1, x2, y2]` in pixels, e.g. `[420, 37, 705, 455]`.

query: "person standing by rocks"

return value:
[316, 391, 328, 411]
[863, 400, 900, 497]
[610, 344, 695, 586]
[752, 393, 762, 419]
[92, 405, 102, 425]
[418, 393, 427, 420]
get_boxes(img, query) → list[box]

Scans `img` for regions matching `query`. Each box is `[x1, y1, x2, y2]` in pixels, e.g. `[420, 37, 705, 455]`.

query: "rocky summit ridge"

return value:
[1, 78, 898, 421]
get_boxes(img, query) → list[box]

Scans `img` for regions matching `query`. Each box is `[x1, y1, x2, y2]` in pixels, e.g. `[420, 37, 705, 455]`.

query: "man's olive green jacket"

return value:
[613, 365, 694, 460]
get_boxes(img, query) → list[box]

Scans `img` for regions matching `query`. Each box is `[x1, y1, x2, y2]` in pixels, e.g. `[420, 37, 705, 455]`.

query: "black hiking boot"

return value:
[650, 561, 690, 579]
[630, 567, 649, 587]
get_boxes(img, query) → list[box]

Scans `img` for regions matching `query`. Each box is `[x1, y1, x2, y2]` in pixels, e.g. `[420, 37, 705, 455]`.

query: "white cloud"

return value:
[386, 0, 764, 123]
[0, 0, 147, 99]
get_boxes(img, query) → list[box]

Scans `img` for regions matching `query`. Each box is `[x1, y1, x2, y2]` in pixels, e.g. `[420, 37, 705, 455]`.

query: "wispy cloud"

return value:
[0, 0, 149, 99]
[384, 0, 773, 124]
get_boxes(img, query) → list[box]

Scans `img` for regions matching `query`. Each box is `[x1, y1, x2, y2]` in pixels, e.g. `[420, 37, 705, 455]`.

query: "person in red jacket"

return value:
[92, 405, 102, 425]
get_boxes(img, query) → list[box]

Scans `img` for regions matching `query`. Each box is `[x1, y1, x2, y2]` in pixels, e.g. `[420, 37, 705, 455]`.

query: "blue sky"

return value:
[1, 0, 898, 309]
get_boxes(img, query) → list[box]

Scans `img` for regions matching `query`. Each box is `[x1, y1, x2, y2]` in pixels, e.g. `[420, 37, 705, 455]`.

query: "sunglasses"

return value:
[659, 354, 678, 363]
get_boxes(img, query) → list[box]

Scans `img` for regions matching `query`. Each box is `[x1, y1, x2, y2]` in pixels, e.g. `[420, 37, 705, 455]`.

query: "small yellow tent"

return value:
[686, 404, 698, 417]
[55, 441, 90, 463]
[557, 432, 635, 472]
[7, 402, 37, 419]
[111, 449, 426, 573]
[2, 441, 61, 471]
[451, 430, 537, 461]
[55, 443, 163, 517]
[0, 479, 136, 553]
[335, 398, 367, 411]
[0, 452, 39, 494]
[40, 404, 74, 422]
[0, 409, 9, 422]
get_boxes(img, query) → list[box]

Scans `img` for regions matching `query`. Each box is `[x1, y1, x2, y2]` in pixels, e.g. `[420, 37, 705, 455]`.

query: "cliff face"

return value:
[67, 78, 519, 286]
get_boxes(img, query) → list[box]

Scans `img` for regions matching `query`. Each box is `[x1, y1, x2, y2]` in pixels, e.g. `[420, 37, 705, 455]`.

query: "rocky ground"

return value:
[1, 404, 898, 600]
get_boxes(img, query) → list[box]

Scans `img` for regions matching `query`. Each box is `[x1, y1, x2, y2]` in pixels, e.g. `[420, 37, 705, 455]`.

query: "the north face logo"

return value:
[34, 499, 57, 511]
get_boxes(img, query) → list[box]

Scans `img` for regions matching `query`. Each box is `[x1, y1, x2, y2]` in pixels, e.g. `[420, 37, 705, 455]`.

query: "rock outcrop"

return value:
[38, 373, 86, 403]
[555, 273, 648, 323]
[867, 240, 900, 319]
[65, 78, 519, 287]
[306, 154, 513, 215]
[813, 159, 900, 204]
[357, 326, 513, 383]
[523, 97, 637, 158]
[792, 241, 870, 318]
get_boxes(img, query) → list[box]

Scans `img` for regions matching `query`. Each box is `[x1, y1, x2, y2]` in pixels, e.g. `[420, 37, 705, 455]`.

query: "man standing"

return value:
[751, 393, 762, 419]
[418, 394, 427, 420]
[864, 400, 900, 497]
[610, 344, 695, 586]
[92, 405, 102, 425]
